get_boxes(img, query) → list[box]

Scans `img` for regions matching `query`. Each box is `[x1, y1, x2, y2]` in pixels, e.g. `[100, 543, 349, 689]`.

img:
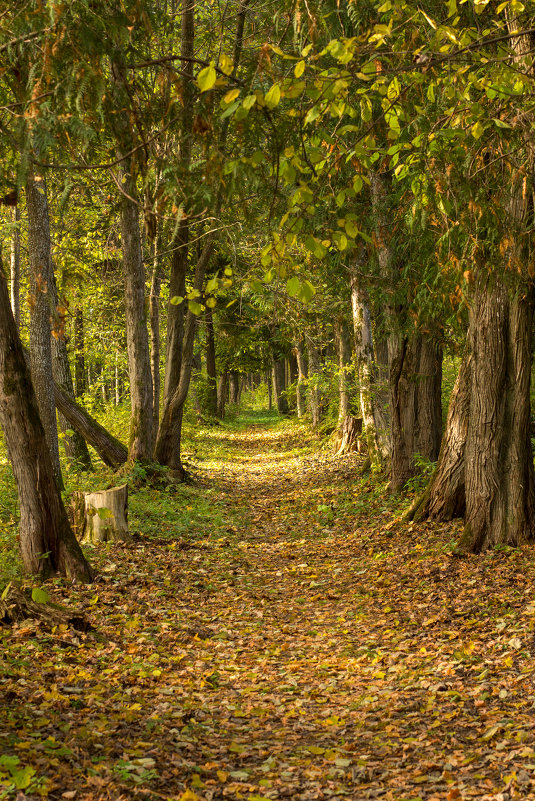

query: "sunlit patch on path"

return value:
[2, 415, 535, 800]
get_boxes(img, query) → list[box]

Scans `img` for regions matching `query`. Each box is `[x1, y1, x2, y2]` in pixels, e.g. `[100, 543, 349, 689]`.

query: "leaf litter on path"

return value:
[2, 418, 535, 801]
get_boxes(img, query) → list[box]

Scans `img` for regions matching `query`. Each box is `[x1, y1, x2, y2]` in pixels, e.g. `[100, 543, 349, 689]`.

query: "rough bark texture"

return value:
[25, 172, 63, 488]
[334, 316, 352, 427]
[229, 371, 240, 405]
[150, 240, 162, 442]
[350, 272, 390, 469]
[120, 181, 153, 461]
[406, 352, 470, 523]
[205, 307, 218, 416]
[295, 340, 307, 419]
[460, 278, 535, 551]
[0, 256, 93, 581]
[54, 382, 128, 469]
[217, 371, 228, 419]
[74, 306, 86, 397]
[82, 485, 130, 544]
[272, 359, 289, 414]
[10, 205, 20, 330]
[389, 336, 442, 491]
[112, 59, 153, 461]
[305, 333, 323, 427]
[334, 416, 363, 456]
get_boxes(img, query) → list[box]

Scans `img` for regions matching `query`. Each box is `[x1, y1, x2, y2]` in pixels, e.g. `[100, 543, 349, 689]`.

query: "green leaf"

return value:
[206, 297, 217, 308]
[1, 582, 11, 600]
[188, 300, 203, 315]
[242, 94, 257, 110]
[286, 276, 301, 297]
[298, 280, 316, 303]
[205, 277, 219, 294]
[264, 84, 281, 109]
[32, 587, 50, 604]
[170, 295, 184, 305]
[197, 64, 217, 92]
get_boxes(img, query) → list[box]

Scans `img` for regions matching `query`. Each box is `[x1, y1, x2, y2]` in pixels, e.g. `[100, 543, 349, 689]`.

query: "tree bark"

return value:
[50, 274, 92, 471]
[54, 382, 128, 469]
[205, 307, 218, 416]
[112, 59, 153, 462]
[217, 371, 228, 418]
[272, 359, 289, 414]
[334, 315, 352, 427]
[389, 335, 442, 491]
[26, 171, 63, 488]
[305, 332, 324, 427]
[150, 238, 162, 443]
[83, 485, 130, 544]
[295, 339, 307, 419]
[406, 352, 470, 523]
[10, 205, 20, 331]
[460, 277, 535, 551]
[0, 252, 93, 581]
[74, 306, 86, 397]
[350, 270, 390, 469]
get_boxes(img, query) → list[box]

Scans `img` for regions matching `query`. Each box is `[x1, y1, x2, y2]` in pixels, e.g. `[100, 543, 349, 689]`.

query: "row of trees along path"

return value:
[3, 414, 535, 799]
[4, 3, 535, 583]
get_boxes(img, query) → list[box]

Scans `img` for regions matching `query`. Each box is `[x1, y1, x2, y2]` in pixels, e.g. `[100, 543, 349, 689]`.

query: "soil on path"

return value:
[2, 417, 535, 801]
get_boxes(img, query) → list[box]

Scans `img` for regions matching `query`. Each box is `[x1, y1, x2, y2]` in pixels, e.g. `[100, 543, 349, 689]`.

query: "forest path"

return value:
[3, 414, 535, 801]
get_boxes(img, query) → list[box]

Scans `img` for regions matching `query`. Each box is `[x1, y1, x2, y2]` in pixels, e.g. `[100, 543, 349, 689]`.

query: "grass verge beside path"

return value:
[1, 413, 535, 800]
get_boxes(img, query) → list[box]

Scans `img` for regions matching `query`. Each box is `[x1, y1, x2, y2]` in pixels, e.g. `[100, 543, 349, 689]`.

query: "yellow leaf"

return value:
[294, 60, 305, 78]
[179, 791, 199, 801]
[223, 88, 240, 104]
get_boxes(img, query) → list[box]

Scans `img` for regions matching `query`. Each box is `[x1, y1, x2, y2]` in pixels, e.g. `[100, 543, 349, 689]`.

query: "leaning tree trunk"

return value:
[53, 382, 128, 469]
[459, 277, 535, 551]
[50, 273, 92, 471]
[389, 335, 442, 491]
[26, 171, 63, 488]
[0, 252, 93, 581]
[406, 351, 471, 523]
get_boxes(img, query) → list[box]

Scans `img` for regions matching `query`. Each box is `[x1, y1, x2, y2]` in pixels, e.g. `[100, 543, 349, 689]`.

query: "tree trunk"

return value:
[389, 335, 442, 491]
[266, 368, 273, 411]
[350, 271, 390, 469]
[305, 333, 323, 427]
[112, 59, 153, 461]
[460, 277, 535, 551]
[49, 375, 128, 469]
[295, 340, 307, 419]
[25, 171, 63, 488]
[334, 315, 352, 427]
[230, 371, 240, 405]
[272, 359, 289, 414]
[49, 274, 92, 471]
[0, 252, 93, 581]
[217, 371, 228, 418]
[406, 352, 470, 523]
[150, 239, 162, 443]
[205, 307, 218, 416]
[10, 205, 20, 331]
[74, 306, 86, 397]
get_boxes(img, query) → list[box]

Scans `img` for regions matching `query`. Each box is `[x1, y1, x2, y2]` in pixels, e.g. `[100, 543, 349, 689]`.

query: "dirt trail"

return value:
[2, 418, 535, 800]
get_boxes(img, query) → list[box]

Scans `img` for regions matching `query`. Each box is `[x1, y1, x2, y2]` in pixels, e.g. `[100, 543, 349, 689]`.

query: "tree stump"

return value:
[82, 485, 130, 543]
[0, 584, 90, 630]
[334, 416, 363, 456]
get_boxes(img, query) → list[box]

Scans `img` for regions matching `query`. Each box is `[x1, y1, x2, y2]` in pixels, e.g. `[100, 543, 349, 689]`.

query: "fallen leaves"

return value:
[2, 418, 535, 799]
